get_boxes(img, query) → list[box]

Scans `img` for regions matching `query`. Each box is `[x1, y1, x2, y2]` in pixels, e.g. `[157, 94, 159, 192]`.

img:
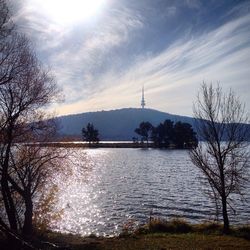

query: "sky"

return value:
[11, 0, 250, 116]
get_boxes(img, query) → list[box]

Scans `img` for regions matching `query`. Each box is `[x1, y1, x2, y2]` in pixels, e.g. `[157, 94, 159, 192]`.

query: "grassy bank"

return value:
[1, 219, 249, 250]
[39, 233, 250, 250]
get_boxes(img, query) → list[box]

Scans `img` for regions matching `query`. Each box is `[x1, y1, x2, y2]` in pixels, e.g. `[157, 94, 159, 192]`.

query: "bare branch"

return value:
[190, 82, 249, 234]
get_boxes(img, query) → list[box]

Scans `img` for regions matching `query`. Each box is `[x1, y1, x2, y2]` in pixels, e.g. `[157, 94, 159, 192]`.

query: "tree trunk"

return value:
[222, 195, 230, 234]
[1, 123, 18, 231]
[0, 217, 36, 250]
[1, 175, 18, 231]
[219, 158, 230, 234]
[22, 196, 33, 236]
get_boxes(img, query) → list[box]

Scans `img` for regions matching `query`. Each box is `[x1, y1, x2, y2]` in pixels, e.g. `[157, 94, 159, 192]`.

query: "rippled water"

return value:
[52, 148, 250, 236]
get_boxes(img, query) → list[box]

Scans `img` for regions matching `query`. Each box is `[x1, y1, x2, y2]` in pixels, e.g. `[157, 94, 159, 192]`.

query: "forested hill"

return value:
[56, 108, 196, 140]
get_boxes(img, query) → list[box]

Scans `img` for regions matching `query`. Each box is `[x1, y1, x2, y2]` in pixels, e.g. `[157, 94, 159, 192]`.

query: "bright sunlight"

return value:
[33, 0, 105, 25]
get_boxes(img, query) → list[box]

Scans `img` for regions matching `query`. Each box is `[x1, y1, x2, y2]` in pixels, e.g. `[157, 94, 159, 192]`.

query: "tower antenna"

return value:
[141, 85, 146, 109]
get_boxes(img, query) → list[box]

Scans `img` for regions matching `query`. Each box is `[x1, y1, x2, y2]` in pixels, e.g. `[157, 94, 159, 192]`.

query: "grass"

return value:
[132, 218, 250, 239]
[142, 217, 193, 234]
[1, 219, 250, 249]
[134, 218, 222, 235]
[39, 231, 250, 250]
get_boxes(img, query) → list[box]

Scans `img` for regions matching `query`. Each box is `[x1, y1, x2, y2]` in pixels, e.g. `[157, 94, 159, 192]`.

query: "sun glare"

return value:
[33, 0, 105, 25]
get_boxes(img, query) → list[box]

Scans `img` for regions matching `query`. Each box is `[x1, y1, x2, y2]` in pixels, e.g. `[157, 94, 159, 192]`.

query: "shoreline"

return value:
[36, 142, 153, 148]
[27, 141, 193, 149]
[1, 221, 250, 250]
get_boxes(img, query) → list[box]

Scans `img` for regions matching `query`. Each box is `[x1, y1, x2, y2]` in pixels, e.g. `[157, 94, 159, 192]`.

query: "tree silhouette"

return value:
[151, 120, 174, 147]
[0, 1, 65, 246]
[189, 83, 249, 234]
[135, 121, 152, 146]
[0, 33, 58, 238]
[82, 123, 99, 145]
[150, 120, 197, 148]
[173, 121, 198, 148]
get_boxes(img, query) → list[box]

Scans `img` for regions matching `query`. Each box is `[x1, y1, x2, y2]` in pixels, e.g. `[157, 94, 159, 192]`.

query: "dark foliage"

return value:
[135, 120, 197, 148]
[134, 121, 152, 145]
[82, 123, 99, 145]
[151, 120, 174, 147]
[173, 121, 198, 148]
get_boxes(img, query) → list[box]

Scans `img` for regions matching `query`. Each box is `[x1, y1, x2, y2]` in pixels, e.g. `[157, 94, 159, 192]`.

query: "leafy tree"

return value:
[162, 120, 175, 146]
[151, 120, 174, 147]
[173, 121, 198, 148]
[151, 120, 197, 148]
[135, 121, 152, 146]
[189, 83, 249, 234]
[82, 123, 99, 145]
[151, 123, 164, 147]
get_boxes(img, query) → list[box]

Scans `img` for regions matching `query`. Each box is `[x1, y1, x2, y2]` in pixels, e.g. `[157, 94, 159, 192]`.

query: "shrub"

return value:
[120, 220, 138, 237]
[146, 217, 192, 234]
[193, 222, 223, 234]
[169, 218, 193, 233]
[234, 226, 250, 240]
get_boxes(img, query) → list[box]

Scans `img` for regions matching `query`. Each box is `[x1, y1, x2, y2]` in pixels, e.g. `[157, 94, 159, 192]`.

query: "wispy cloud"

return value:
[13, 0, 250, 116]
[185, 0, 201, 9]
[53, 11, 250, 116]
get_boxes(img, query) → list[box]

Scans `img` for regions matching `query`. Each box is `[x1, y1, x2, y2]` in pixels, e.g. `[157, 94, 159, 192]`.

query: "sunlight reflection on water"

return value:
[51, 148, 250, 236]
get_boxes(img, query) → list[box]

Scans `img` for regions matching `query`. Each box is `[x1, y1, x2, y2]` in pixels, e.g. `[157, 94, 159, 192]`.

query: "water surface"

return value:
[52, 148, 250, 236]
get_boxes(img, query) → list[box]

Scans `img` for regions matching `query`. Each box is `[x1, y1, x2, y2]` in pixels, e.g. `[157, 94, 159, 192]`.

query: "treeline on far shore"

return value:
[133, 120, 198, 149]
[43, 119, 198, 149]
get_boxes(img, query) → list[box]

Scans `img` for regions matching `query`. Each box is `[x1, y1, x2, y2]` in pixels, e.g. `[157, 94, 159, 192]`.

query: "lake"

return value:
[51, 148, 250, 236]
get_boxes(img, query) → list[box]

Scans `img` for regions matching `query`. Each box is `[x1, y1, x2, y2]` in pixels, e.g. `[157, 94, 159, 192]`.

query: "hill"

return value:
[56, 108, 196, 141]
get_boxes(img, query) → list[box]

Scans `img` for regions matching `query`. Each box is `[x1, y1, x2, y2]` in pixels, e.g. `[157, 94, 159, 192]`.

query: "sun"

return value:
[33, 0, 105, 25]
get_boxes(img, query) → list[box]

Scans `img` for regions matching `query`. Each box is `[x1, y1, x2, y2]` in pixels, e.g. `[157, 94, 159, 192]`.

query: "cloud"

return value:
[185, 0, 201, 9]
[53, 11, 250, 116]
[224, 1, 250, 19]
[15, 1, 144, 99]
[26, 5, 143, 100]
[13, 0, 250, 116]
[13, 1, 68, 50]
[164, 6, 177, 17]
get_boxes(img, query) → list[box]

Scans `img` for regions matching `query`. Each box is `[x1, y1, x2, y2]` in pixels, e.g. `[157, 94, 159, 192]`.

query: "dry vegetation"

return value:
[1, 219, 249, 250]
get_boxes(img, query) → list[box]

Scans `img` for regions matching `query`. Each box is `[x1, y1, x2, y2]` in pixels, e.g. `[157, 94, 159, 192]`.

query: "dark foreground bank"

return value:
[1, 220, 250, 250]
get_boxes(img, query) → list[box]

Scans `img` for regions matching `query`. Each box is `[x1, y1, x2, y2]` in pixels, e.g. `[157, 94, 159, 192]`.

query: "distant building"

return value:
[141, 85, 146, 109]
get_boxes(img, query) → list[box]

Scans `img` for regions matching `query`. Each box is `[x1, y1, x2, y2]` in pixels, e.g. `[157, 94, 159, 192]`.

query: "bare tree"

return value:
[190, 82, 249, 234]
[0, 0, 13, 39]
[0, 29, 59, 238]
[0, 2, 70, 247]
[0, 0, 15, 86]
